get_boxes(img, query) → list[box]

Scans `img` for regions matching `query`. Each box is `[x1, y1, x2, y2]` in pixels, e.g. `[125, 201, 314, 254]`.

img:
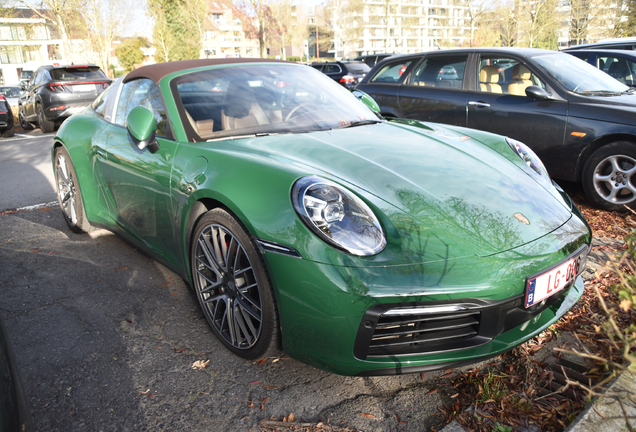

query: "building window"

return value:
[0, 46, 22, 64]
[204, 30, 214, 40]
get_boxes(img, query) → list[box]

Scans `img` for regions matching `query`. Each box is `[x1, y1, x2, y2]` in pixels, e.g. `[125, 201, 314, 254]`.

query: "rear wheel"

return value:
[190, 208, 280, 360]
[37, 103, 55, 133]
[54, 146, 93, 233]
[582, 141, 636, 211]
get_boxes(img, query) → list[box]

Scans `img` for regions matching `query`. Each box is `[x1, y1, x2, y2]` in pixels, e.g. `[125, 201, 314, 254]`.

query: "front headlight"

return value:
[292, 176, 386, 256]
[506, 137, 551, 182]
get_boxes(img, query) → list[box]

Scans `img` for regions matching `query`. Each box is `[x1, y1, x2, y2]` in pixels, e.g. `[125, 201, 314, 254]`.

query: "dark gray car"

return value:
[19, 65, 111, 133]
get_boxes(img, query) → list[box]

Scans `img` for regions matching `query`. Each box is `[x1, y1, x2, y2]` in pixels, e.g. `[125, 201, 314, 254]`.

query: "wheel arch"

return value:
[576, 133, 636, 182]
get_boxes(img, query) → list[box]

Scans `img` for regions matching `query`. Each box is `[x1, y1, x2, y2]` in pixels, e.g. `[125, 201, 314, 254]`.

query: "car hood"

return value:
[228, 122, 573, 257]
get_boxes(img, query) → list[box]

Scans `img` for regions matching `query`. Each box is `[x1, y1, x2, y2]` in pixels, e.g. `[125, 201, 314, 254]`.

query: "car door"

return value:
[397, 53, 470, 126]
[466, 54, 569, 174]
[356, 57, 417, 118]
[97, 77, 182, 269]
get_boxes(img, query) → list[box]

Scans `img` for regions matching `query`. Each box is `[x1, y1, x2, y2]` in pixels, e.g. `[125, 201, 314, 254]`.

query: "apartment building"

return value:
[201, 1, 259, 59]
[327, 0, 471, 59]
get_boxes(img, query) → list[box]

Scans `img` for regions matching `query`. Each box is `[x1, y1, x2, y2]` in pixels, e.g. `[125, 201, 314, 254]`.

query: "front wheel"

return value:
[190, 208, 281, 360]
[582, 141, 636, 211]
[19, 109, 32, 130]
[54, 146, 93, 233]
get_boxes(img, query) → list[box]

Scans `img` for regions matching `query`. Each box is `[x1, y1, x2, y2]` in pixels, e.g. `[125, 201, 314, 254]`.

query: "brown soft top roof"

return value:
[123, 58, 292, 84]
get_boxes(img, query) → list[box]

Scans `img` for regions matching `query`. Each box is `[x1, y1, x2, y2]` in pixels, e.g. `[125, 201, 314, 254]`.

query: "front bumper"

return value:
[262, 213, 590, 376]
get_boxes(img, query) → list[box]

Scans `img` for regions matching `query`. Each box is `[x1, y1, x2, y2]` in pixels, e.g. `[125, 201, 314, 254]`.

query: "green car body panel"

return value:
[51, 61, 591, 376]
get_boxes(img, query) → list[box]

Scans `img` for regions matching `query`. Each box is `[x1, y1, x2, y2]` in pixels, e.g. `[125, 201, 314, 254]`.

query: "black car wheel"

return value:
[54, 146, 93, 233]
[583, 141, 636, 211]
[191, 208, 280, 360]
[1, 125, 14, 137]
[37, 103, 55, 133]
[18, 110, 32, 130]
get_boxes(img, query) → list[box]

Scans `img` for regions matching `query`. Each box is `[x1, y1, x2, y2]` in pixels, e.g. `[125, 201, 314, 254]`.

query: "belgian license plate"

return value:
[525, 246, 588, 308]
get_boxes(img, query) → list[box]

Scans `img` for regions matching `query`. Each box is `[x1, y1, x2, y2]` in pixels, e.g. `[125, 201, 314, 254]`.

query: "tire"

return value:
[18, 110, 33, 130]
[582, 141, 636, 211]
[54, 146, 93, 233]
[37, 103, 55, 133]
[190, 208, 281, 360]
[1, 125, 13, 137]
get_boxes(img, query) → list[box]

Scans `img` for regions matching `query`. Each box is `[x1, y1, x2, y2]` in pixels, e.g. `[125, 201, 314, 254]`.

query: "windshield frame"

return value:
[531, 52, 629, 95]
[169, 62, 379, 142]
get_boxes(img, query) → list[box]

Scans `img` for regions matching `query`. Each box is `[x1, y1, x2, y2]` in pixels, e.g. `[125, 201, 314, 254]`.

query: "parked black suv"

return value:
[311, 61, 370, 89]
[356, 47, 636, 211]
[19, 64, 111, 133]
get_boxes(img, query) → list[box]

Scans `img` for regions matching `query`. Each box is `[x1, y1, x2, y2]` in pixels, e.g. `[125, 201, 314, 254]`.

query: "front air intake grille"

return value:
[368, 311, 481, 357]
[353, 293, 571, 360]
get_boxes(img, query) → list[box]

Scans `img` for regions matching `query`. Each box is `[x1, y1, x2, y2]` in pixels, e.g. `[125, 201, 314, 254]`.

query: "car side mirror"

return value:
[525, 85, 552, 100]
[19, 82, 26, 91]
[351, 89, 381, 114]
[127, 106, 160, 153]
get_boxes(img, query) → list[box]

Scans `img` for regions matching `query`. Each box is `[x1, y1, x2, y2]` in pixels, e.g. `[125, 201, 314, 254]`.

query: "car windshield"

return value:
[0, 87, 20, 97]
[174, 63, 379, 140]
[532, 52, 629, 95]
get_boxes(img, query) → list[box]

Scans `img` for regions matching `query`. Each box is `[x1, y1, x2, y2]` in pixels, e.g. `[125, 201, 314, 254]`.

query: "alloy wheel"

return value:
[592, 154, 636, 205]
[55, 153, 78, 226]
[193, 223, 263, 350]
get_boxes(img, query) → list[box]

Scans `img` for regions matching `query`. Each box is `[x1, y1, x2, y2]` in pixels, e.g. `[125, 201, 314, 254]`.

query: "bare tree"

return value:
[236, 0, 274, 58]
[326, 0, 363, 58]
[467, 0, 495, 46]
[269, 0, 308, 60]
[517, 0, 562, 48]
[18, 0, 81, 60]
[82, 0, 133, 75]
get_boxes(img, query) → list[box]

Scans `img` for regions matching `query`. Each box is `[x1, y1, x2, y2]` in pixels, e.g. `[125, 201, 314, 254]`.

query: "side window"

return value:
[411, 55, 467, 89]
[325, 64, 341, 74]
[478, 57, 546, 96]
[569, 53, 589, 62]
[31, 70, 43, 87]
[370, 59, 413, 83]
[311, 64, 323, 72]
[92, 78, 120, 120]
[91, 86, 109, 118]
[598, 56, 636, 86]
[114, 78, 168, 137]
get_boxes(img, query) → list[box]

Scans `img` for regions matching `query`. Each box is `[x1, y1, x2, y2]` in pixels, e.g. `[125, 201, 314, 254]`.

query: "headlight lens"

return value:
[506, 137, 551, 182]
[292, 176, 387, 256]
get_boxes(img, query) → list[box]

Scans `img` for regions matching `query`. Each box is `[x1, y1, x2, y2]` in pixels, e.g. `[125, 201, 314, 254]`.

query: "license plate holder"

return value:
[525, 246, 588, 308]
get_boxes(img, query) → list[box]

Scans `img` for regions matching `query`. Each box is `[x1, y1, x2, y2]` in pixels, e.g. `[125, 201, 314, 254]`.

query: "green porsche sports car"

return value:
[52, 58, 591, 376]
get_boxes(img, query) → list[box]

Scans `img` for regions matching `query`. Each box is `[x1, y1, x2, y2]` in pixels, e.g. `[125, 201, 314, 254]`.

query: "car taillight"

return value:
[0, 94, 5, 101]
[47, 84, 66, 92]
[340, 75, 355, 84]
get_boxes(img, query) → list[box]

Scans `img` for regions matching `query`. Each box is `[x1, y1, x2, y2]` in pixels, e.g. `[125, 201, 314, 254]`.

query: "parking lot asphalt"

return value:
[0, 133, 453, 431]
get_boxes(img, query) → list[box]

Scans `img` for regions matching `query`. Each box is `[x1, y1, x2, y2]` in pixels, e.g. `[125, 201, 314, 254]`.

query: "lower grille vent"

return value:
[367, 311, 481, 357]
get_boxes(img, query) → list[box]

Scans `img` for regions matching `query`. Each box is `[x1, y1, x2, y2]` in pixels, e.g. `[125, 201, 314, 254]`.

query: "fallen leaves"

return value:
[191, 359, 209, 371]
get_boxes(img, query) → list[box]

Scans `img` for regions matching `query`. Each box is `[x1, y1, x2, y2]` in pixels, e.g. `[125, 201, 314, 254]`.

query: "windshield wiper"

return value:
[577, 90, 623, 96]
[623, 87, 636, 94]
[333, 119, 383, 130]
